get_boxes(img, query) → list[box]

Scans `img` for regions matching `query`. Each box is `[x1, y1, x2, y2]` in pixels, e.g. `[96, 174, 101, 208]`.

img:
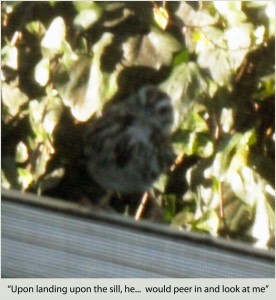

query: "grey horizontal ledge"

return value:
[1, 188, 274, 278]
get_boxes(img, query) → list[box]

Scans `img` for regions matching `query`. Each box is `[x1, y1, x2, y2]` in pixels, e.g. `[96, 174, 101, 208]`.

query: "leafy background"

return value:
[1, 1, 275, 249]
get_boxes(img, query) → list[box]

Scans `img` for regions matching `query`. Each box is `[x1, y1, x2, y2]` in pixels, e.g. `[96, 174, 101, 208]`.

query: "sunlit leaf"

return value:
[18, 168, 33, 190]
[239, 167, 269, 207]
[32, 142, 53, 182]
[123, 26, 181, 70]
[224, 24, 252, 69]
[55, 55, 91, 119]
[73, 2, 103, 29]
[153, 6, 169, 30]
[1, 44, 18, 69]
[265, 2, 275, 37]
[183, 111, 208, 132]
[196, 134, 214, 158]
[41, 17, 66, 57]
[25, 21, 45, 37]
[251, 193, 270, 248]
[2, 81, 29, 117]
[175, 2, 217, 53]
[56, 33, 118, 121]
[220, 108, 234, 133]
[16, 141, 29, 163]
[2, 1, 20, 14]
[214, 1, 246, 25]
[198, 47, 231, 86]
[197, 22, 252, 85]
[171, 209, 195, 229]
[226, 131, 254, 172]
[35, 58, 50, 86]
[153, 174, 169, 193]
[162, 194, 177, 222]
[74, 1, 101, 12]
[176, 1, 216, 27]
[194, 210, 220, 236]
[42, 91, 63, 135]
[254, 25, 265, 45]
[161, 62, 208, 128]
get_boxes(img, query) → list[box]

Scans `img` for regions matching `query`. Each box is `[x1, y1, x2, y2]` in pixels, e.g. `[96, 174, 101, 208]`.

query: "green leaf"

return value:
[171, 209, 195, 228]
[214, 1, 247, 25]
[183, 111, 208, 132]
[56, 33, 118, 121]
[153, 6, 169, 30]
[25, 21, 45, 37]
[251, 193, 271, 247]
[18, 168, 33, 190]
[197, 23, 252, 85]
[73, 2, 103, 29]
[16, 141, 29, 163]
[198, 47, 231, 86]
[161, 62, 208, 129]
[194, 210, 220, 236]
[123, 26, 181, 70]
[196, 134, 214, 158]
[2, 81, 29, 117]
[29, 99, 46, 141]
[175, 2, 217, 29]
[32, 143, 53, 182]
[1, 44, 18, 69]
[225, 24, 252, 50]
[162, 194, 176, 222]
[172, 130, 213, 158]
[34, 58, 50, 86]
[41, 17, 66, 58]
[220, 108, 234, 133]
[265, 2, 275, 37]
[173, 50, 189, 68]
[228, 171, 245, 201]
[74, 1, 102, 12]
[205, 130, 257, 180]
[153, 174, 169, 193]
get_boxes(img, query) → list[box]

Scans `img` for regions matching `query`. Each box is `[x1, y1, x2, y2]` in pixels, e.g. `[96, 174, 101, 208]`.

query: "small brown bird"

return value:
[84, 85, 174, 196]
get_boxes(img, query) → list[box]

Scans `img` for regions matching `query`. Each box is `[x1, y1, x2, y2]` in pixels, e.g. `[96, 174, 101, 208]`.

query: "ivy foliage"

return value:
[1, 1, 275, 248]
